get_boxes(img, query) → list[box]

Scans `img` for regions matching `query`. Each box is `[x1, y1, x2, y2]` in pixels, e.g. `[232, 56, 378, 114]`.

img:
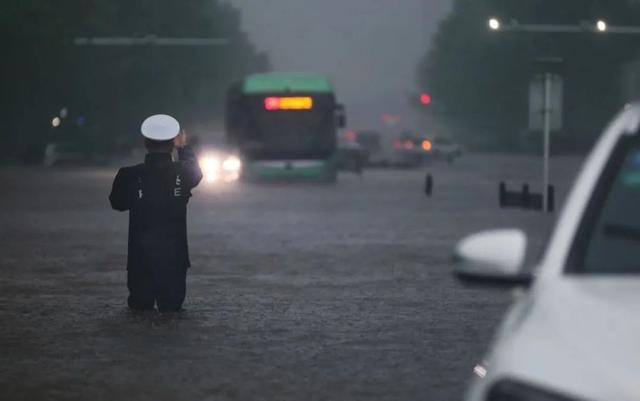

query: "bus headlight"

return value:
[222, 156, 242, 173]
[199, 156, 220, 183]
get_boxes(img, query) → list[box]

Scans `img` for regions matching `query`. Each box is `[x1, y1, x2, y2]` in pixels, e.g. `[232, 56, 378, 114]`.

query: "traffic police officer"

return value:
[109, 114, 202, 312]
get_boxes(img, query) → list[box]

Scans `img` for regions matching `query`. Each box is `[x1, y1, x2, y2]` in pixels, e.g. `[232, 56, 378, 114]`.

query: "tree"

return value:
[1, 0, 270, 160]
[417, 0, 640, 150]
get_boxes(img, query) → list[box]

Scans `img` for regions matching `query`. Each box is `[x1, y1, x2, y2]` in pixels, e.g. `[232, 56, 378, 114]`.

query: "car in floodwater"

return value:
[343, 129, 432, 168]
[343, 129, 384, 167]
[453, 103, 640, 401]
[336, 132, 365, 174]
[430, 136, 462, 164]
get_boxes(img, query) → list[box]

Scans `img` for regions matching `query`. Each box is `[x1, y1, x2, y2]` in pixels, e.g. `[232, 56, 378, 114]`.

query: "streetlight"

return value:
[485, 18, 640, 34]
[51, 117, 61, 128]
[596, 20, 608, 32]
[488, 18, 501, 31]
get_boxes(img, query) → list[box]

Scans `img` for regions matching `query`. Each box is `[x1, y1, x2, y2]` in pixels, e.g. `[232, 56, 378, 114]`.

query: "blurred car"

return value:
[43, 143, 83, 167]
[344, 130, 385, 166]
[430, 136, 462, 163]
[453, 103, 640, 401]
[388, 132, 430, 167]
[343, 129, 460, 168]
[366, 131, 433, 168]
[388, 132, 465, 167]
[42, 142, 107, 166]
[342, 130, 419, 167]
[336, 135, 365, 174]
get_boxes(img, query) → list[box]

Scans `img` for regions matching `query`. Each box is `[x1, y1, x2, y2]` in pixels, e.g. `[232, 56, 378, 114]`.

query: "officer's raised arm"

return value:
[175, 130, 203, 189]
[109, 168, 131, 211]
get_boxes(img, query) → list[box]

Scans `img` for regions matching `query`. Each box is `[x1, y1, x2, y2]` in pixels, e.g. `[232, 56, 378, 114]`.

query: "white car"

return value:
[454, 103, 640, 401]
[430, 136, 462, 163]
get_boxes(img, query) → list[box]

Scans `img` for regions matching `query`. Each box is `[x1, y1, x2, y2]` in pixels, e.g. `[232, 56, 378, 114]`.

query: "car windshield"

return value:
[570, 135, 640, 273]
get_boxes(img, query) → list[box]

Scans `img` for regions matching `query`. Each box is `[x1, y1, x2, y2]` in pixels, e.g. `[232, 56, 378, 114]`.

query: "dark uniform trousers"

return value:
[127, 262, 186, 311]
[109, 147, 202, 312]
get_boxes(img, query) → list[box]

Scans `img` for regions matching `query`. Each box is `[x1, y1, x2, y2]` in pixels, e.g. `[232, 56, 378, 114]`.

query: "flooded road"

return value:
[0, 154, 582, 401]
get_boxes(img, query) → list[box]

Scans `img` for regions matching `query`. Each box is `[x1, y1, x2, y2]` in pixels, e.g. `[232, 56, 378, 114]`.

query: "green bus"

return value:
[225, 72, 346, 182]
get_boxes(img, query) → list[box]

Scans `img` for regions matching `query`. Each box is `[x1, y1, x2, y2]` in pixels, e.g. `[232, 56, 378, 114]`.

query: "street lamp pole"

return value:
[542, 73, 552, 211]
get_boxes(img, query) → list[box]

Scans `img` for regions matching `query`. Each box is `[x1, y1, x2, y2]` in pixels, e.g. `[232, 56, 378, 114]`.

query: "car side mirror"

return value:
[453, 229, 533, 287]
[335, 104, 346, 128]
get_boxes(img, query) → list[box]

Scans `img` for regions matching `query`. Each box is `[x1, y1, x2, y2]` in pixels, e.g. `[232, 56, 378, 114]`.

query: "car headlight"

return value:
[488, 380, 579, 401]
[222, 156, 242, 172]
[199, 156, 220, 182]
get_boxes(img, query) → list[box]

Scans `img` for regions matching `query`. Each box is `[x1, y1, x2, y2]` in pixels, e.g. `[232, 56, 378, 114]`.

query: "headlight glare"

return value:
[199, 156, 220, 183]
[222, 156, 242, 172]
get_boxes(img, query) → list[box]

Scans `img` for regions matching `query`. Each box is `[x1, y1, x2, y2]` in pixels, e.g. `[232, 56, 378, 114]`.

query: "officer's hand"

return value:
[174, 130, 187, 148]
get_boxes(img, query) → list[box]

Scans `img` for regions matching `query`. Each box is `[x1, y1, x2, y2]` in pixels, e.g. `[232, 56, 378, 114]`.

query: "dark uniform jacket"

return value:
[109, 147, 202, 271]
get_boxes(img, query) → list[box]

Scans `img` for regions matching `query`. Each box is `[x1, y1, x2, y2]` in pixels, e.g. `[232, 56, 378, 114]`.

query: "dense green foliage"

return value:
[1, 0, 269, 160]
[418, 0, 640, 150]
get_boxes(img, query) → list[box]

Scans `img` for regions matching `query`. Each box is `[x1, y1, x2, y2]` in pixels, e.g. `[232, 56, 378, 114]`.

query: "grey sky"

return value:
[224, 0, 452, 127]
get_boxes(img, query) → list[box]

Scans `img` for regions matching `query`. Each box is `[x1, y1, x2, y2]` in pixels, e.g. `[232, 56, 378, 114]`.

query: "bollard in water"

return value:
[522, 184, 530, 208]
[499, 182, 555, 212]
[425, 174, 433, 197]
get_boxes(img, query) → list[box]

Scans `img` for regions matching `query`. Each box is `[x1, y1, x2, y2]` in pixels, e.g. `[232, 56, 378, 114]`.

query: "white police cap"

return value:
[141, 114, 180, 140]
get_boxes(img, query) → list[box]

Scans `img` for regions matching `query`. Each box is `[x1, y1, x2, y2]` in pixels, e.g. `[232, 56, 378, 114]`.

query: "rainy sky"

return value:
[224, 0, 452, 127]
